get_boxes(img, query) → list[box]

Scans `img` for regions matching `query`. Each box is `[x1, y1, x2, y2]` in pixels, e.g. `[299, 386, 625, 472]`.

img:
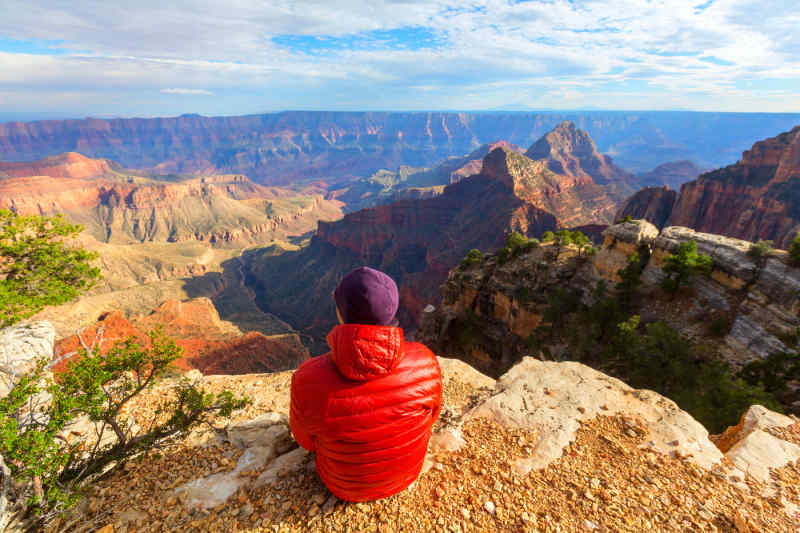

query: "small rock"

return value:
[584, 519, 599, 530]
[461, 507, 471, 520]
[308, 504, 320, 517]
[322, 494, 338, 515]
[239, 503, 254, 518]
[484, 501, 496, 515]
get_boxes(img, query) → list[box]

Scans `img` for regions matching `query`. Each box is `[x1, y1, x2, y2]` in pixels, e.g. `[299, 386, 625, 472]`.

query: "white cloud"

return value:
[160, 88, 214, 95]
[0, 1, 799, 113]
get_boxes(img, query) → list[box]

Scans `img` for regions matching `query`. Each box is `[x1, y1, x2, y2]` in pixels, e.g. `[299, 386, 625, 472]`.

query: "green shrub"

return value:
[616, 252, 644, 309]
[540, 231, 555, 243]
[497, 232, 538, 264]
[790, 232, 800, 266]
[739, 351, 800, 400]
[0, 329, 249, 526]
[621, 215, 633, 223]
[747, 240, 773, 259]
[708, 315, 732, 337]
[532, 285, 781, 433]
[660, 240, 712, 295]
[611, 319, 780, 432]
[0, 210, 101, 327]
[459, 249, 483, 270]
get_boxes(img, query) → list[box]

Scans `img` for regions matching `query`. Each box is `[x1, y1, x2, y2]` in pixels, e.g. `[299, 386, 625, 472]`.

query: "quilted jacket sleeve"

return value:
[290, 369, 316, 452]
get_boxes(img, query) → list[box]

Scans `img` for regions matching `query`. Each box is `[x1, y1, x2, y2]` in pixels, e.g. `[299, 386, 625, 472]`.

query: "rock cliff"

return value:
[50, 355, 800, 532]
[422, 221, 800, 380]
[615, 186, 677, 228]
[619, 126, 800, 248]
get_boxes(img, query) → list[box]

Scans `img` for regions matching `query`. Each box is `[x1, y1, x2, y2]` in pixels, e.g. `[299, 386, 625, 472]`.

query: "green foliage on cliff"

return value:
[660, 240, 712, 294]
[747, 240, 773, 259]
[616, 252, 645, 309]
[459, 249, 483, 270]
[739, 350, 800, 408]
[497, 232, 539, 264]
[0, 329, 249, 525]
[790, 232, 800, 266]
[609, 317, 779, 432]
[528, 283, 780, 433]
[0, 209, 101, 327]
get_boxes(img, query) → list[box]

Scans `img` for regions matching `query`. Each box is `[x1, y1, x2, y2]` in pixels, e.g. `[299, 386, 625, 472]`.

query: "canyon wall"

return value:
[618, 126, 800, 248]
[3, 111, 800, 184]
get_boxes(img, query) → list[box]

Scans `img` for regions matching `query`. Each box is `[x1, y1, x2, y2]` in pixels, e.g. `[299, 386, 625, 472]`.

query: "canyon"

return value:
[244, 122, 631, 342]
[2, 111, 800, 186]
[618, 125, 800, 248]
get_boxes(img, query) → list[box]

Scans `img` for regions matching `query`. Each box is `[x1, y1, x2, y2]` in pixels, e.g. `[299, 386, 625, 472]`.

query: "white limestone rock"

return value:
[0, 321, 55, 397]
[468, 357, 723, 474]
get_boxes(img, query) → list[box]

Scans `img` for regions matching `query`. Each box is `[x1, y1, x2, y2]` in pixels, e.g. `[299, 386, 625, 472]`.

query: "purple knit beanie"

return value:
[334, 267, 399, 326]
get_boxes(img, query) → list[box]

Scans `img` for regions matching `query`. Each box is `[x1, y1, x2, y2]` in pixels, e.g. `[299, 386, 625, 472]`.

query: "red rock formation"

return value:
[615, 186, 678, 229]
[52, 298, 309, 374]
[247, 124, 640, 338]
[525, 121, 635, 198]
[621, 126, 800, 248]
[247, 145, 567, 336]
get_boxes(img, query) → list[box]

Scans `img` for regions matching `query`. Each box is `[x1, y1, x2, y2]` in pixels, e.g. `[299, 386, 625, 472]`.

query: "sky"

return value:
[1, 0, 800, 117]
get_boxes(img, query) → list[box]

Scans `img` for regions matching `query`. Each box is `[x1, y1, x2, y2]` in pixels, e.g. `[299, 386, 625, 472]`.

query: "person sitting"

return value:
[290, 266, 443, 502]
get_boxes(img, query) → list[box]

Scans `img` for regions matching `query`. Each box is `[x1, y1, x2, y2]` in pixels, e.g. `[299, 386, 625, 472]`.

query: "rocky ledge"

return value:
[47, 356, 800, 533]
[423, 220, 800, 380]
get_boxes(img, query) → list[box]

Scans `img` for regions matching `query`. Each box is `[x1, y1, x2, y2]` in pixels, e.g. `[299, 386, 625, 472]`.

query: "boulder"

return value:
[715, 405, 800, 483]
[468, 357, 723, 474]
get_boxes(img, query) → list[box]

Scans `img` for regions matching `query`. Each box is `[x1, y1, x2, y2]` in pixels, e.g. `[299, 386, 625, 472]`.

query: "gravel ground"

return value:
[49, 371, 800, 533]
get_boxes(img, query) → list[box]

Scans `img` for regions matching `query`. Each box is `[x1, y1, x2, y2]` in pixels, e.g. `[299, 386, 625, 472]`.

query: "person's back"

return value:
[290, 267, 443, 502]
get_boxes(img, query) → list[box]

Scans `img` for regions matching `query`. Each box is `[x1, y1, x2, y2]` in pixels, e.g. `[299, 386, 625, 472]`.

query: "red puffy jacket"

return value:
[290, 324, 442, 502]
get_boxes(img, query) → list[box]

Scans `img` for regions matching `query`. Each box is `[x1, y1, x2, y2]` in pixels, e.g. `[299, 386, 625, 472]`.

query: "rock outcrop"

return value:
[525, 121, 635, 199]
[422, 220, 800, 379]
[0, 321, 55, 397]
[66, 356, 800, 532]
[619, 126, 800, 248]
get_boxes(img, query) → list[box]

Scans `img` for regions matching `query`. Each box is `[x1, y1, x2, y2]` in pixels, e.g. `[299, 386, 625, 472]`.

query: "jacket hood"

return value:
[327, 324, 405, 381]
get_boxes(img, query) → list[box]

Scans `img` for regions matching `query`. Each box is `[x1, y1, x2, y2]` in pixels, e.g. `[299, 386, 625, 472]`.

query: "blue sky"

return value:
[1, 0, 799, 117]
